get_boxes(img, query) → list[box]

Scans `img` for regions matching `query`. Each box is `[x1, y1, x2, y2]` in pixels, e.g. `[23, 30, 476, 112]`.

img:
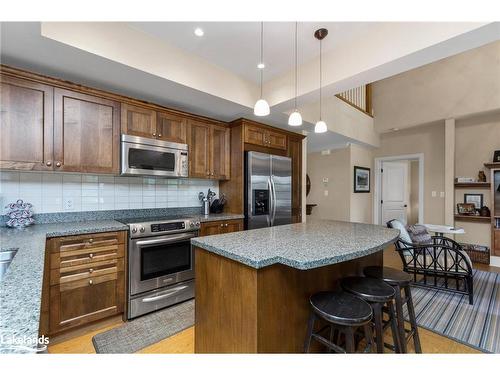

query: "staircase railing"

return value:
[336, 84, 373, 117]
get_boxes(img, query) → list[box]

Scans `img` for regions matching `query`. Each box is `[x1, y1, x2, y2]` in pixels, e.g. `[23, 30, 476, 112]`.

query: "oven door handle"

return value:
[141, 285, 189, 303]
[134, 232, 196, 247]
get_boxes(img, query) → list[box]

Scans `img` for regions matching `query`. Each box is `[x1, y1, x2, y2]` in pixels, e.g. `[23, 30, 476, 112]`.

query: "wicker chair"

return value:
[387, 219, 474, 305]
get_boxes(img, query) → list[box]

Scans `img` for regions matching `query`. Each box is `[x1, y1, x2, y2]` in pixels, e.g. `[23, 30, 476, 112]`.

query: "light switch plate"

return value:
[431, 191, 437, 197]
[64, 198, 74, 210]
[440, 192, 445, 198]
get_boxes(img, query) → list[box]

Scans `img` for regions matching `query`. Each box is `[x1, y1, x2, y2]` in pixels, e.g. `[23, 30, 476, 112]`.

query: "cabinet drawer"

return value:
[50, 243, 124, 270]
[50, 231, 125, 252]
[50, 258, 124, 286]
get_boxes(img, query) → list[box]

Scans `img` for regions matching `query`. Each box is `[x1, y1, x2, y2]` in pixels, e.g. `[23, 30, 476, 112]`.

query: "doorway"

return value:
[374, 154, 424, 225]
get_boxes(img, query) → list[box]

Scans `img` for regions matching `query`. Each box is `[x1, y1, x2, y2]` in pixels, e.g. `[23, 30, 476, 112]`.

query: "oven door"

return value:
[129, 232, 196, 296]
[121, 141, 188, 178]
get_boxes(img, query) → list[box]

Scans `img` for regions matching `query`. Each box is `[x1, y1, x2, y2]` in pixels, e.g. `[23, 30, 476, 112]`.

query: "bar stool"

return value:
[363, 266, 422, 353]
[340, 276, 401, 353]
[304, 291, 374, 353]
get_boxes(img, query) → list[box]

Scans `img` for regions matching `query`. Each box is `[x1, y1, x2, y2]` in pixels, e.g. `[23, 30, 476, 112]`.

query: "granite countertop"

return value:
[0, 220, 128, 353]
[196, 213, 244, 222]
[192, 219, 400, 270]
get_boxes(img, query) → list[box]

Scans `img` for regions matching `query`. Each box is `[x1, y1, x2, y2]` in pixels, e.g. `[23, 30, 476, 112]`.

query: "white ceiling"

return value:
[129, 22, 377, 83]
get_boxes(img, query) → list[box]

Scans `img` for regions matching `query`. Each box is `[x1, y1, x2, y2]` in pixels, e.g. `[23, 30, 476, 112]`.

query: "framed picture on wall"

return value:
[354, 166, 370, 193]
[464, 193, 483, 210]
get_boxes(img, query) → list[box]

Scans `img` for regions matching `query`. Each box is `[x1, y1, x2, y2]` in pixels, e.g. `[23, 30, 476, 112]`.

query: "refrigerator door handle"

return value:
[270, 176, 277, 226]
[267, 177, 273, 227]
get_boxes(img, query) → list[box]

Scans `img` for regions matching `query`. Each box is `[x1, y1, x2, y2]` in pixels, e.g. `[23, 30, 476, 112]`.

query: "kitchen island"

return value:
[191, 219, 400, 353]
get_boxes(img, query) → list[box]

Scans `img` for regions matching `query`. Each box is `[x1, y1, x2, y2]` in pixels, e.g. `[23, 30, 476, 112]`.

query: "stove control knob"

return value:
[131, 227, 138, 233]
[189, 221, 195, 228]
[195, 221, 200, 227]
[139, 226, 146, 233]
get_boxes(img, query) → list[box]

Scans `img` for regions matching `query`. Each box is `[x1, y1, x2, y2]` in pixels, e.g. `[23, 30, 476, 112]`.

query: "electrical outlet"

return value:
[64, 198, 74, 210]
[324, 190, 329, 197]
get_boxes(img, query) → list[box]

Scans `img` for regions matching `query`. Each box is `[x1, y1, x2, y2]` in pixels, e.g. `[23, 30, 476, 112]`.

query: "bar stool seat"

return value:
[340, 276, 401, 353]
[364, 266, 412, 285]
[363, 266, 422, 354]
[341, 276, 395, 303]
[304, 291, 374, 353]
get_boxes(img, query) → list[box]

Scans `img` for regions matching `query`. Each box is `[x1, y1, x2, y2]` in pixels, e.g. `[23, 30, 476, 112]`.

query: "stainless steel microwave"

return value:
[121, 134, 188, 178]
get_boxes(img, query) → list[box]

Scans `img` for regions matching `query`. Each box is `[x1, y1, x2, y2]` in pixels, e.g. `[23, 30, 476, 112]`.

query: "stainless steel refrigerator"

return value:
[245, 151, 292, 229]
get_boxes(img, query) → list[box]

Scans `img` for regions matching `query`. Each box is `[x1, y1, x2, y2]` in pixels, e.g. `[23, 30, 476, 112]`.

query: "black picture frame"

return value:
[464, 193, 483, 210]
[354, 166, 370, 193]
[493, 150, 500, 163]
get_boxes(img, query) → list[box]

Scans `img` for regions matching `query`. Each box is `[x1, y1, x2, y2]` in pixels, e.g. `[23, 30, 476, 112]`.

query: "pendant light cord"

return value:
[260, 22, 264, 99]
[294, 22, 298, 111]
[319, 37, 322, 121]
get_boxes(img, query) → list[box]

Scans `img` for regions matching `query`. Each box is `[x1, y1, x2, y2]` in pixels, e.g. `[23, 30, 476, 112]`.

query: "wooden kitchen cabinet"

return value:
[121, 103, 157, 139]
[187, 119, 211, 178]
[199, 219, 244, 236]
[187, 119, 230, 180]
[157, 111, 187, 143]
[0, 75, 54, 170]
[44, 231, 126, 335]
[288, 136, 303, 223]
[244, 122, 287, 151]
[210, 125, 230, 180]
[54, 88, 120, 174]
[494, 230, 500, 257]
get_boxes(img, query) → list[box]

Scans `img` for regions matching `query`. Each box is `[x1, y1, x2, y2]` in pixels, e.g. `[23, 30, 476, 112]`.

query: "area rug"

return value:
[92, 299, 194, 353]
[407, 269, 499, 353]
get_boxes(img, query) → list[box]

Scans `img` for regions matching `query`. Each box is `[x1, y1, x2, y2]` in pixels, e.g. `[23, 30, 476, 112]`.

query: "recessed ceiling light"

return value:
[194, 28, 204, 37]
[257, 63, 265, 69]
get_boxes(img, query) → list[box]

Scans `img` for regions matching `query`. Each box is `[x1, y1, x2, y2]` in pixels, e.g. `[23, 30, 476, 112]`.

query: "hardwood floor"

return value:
[49, 246, 497, 354]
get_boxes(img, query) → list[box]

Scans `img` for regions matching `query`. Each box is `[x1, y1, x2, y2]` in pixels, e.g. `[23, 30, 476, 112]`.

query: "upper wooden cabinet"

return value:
[187, 119, 230, 180]
[54, 89, 120, 174]
[121, 104, 188, 144]
[210, 125, 230, 180]
[244, 122, 287, 150]
[121, 103, 157, 139]
[0, 75, 54, 170]
[157, 111, 187, 143]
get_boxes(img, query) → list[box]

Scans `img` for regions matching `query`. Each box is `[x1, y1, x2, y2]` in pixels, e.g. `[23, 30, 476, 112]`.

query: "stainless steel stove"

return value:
[119, 217, 201, 319]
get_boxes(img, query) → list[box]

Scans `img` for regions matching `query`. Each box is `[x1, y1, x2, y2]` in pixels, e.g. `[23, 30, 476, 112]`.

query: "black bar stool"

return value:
[363, 266, 422, 353]
[340, 276, 401, 353]
[304, 291, 374, 353]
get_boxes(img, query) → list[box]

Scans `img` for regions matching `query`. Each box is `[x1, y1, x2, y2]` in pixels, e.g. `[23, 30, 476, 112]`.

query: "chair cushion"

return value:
[407, 224, 432, 245]
[389, 220, 412, 245]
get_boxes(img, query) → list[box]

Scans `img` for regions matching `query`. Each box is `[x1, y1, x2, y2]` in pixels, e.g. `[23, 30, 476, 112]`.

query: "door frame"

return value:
[373, 153, 424, 225]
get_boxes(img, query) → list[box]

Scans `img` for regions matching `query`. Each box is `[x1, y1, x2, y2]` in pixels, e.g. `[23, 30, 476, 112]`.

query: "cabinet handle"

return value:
[89, 253, 94, 259]
[46, 161, 52, 167]
[89, 268, 94, 274]
[56, 162, 62, 167]
[225, 223, 228, 227]
[158, 134, 162, 137]
[88, 238, 93, 243]
[89, 279, 93, 285]
[206, 171, 210, 176]
[211, 172, 214, 176]
[220, 223, 224, 227]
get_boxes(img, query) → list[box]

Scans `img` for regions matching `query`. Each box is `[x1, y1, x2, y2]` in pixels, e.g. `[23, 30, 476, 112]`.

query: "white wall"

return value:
[0, 171, 217, 214]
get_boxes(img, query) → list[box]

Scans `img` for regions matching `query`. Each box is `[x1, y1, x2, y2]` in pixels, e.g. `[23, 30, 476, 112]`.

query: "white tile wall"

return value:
[0, 171, 218, 214]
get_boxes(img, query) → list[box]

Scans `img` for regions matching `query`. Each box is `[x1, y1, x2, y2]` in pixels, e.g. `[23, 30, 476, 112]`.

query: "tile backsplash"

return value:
[0, 171, 218, 214]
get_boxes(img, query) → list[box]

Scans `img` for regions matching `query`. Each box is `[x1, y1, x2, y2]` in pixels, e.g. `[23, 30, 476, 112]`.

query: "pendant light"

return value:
[288, 22, 302, 126]
[314, 28, 328, 133]
[254, 22, 270, 116]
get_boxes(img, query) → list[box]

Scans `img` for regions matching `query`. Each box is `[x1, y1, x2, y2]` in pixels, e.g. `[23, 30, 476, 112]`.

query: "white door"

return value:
[381, 161, 409, 225]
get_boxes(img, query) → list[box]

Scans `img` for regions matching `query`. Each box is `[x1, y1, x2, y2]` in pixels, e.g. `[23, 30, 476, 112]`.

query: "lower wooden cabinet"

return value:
[199, 219, 244, 236]
[43, 231, 126, 336]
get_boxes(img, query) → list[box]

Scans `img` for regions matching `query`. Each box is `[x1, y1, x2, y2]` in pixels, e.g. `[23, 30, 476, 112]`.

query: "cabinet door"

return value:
[288, 137, 302, 223]
[157, 111, 187, 143]
[53, 89, 120, 174]
[244, 124, 266, 147]
[0, 75, 54, 170]
[121, 103, 156, 139]
[210, 125, 230, 180]
[199, 221, 223, 236]
[49, 271, 125, 334]
[187, 119, 210, 179]
[266, 130, 287, 150]
[223, 219, 244, 234]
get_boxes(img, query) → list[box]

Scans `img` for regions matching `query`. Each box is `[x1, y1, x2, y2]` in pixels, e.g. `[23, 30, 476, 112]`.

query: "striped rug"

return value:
[406, 269, 500, 353]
